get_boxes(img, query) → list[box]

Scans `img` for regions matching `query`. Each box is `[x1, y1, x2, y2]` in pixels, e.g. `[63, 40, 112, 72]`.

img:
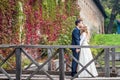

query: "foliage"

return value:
[101, 0, 120, 33]
[90, 34, 120, 55]
[22, 0, 79, 44]
[101, 0, 114, 8]
[0, 0, 79, 45]
[42, 0, 56, 20]
[0, 0, 22, 64]
[22, 57, 31, 68]
[0, 54, 16, 69]
[0, 0, 80, 68]
[91, 34, 120, 45]
[55, 16, 77, 45]
[0, 0, 19, 44]
[104, 8, 119, 33]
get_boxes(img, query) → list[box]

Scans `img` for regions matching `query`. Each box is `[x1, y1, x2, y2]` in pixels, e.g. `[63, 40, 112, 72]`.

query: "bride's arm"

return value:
[80, 32, 86, 46]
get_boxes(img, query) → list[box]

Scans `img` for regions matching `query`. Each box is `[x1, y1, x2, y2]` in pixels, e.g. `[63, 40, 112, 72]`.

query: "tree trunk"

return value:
[107, 0, 119, 34]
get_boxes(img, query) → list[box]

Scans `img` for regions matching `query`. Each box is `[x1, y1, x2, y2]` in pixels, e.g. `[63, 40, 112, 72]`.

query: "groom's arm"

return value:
[73, 30, 80, 45]
[71, 30, 80, 51]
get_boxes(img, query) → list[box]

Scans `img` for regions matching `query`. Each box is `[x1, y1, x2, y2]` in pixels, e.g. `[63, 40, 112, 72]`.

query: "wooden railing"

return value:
[0, 45, 120, 80]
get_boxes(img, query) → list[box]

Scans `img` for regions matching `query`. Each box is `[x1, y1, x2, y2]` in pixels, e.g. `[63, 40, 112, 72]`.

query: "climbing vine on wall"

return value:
[0, 0, 79, 45]
[0, 0, 80, 68]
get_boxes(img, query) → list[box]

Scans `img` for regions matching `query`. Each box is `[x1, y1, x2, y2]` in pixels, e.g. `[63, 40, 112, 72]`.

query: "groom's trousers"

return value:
[71, 51, 79, 77]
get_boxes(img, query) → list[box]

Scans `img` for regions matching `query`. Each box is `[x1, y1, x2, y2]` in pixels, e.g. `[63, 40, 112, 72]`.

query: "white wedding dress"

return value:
[78, 32, 98, 77]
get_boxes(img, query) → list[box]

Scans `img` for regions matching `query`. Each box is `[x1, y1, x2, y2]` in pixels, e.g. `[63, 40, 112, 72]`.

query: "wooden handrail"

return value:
[0, 44, 120, 48]
[0, 45, 119, 80]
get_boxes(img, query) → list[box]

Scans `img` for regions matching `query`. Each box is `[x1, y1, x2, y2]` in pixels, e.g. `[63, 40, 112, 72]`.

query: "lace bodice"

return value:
[80, 32, 88, 46]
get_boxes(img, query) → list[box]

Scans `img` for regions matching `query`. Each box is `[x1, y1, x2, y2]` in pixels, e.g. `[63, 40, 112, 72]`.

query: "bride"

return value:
[78, 26, 98, 77]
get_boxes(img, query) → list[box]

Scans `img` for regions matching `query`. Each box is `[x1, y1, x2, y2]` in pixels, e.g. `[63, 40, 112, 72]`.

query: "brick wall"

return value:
[77, 0, 104, 35]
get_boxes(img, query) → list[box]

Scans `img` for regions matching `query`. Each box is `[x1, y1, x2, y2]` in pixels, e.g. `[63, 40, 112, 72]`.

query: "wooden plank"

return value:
[48, 48, 52, 71]
[19, 45, 120, 48]
[0, 44, 120, 49]
[0, 70, 118, 77]
[21, 48, 55, 80]
[24, 50, 46, 70]
[111, 48, 115, 69]
[15, 48, 22, 80]
[74, 77, 120, 80]
[111, 48, 117, 73]
[109, 52, 120, 54]
[0, 55, 14, 69]
[0, 70, 71, 75]
[0, 49, 15, 67]
[104, 48, 110, 77]
[0, 68, 13, 80]
[59, 48, 65, 80]
[0, 74, 120, 80]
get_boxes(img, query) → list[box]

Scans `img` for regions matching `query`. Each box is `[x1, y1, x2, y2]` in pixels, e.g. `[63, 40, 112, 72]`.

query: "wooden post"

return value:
[0, 68, 13, 80]
[48, 48, 52, 71]
[104, 48, 110, 77]
[15, 48, 22, 80]
[111, 48, 116, 73]
[59, 48, 65, 80]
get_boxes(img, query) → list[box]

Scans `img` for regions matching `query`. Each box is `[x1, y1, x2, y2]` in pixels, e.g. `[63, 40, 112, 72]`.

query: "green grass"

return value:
[90, 34, 120, 46]
[90, 34, 120, 55]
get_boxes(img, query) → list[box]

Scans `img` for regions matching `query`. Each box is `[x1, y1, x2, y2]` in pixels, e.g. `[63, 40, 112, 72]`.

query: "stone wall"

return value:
[77, 0, 105, 35]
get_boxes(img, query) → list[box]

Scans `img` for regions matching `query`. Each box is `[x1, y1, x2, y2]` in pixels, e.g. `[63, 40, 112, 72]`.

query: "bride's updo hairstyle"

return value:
[81, 26, 88, 34]
[81, 26, 90, 40]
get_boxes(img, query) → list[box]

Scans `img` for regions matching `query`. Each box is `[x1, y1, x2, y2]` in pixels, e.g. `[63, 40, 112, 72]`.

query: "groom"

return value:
[71, 19, 84, 77]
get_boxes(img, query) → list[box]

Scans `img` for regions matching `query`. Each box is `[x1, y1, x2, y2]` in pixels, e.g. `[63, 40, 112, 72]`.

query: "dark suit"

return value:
[71, 27, 80, 77]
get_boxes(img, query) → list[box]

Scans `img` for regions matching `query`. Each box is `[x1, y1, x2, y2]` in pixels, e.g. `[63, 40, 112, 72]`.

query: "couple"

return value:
[71, 19, 98, 77]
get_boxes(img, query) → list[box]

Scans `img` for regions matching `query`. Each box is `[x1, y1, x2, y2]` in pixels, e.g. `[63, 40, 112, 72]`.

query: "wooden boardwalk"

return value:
[0, 74, 120, 80]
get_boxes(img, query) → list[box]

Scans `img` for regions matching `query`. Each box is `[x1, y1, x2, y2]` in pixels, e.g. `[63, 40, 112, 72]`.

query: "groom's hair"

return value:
[75, 19, 82, 26]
